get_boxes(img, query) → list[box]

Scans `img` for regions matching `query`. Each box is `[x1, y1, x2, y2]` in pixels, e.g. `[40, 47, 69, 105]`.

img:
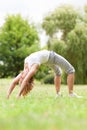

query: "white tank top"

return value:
[24, 50, 50, 68]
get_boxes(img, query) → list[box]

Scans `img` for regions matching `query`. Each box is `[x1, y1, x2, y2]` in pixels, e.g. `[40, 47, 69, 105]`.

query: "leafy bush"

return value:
[50, 39, 67, 57]
[0, 14, 40, 77]
[43, 74, 54, 84]
[35, 65, 51, 80]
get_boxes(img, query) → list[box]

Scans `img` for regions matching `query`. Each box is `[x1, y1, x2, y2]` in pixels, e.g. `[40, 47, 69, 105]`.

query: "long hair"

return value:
[21, 77, 34, 96]
[19, 70, 34, 96]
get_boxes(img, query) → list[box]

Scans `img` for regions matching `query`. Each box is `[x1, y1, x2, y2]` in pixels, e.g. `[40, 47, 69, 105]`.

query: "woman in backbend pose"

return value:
[7, 50, 82, 99]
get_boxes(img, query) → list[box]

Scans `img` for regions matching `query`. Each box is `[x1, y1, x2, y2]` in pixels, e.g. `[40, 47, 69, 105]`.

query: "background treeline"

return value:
[0, 4, 87, 84]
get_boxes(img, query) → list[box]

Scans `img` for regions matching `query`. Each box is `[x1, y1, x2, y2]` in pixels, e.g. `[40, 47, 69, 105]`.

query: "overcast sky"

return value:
[0, 0, 87, 46]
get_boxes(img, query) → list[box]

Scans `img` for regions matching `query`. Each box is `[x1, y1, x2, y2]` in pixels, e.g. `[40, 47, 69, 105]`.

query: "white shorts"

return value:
[46, 51, 75, 76]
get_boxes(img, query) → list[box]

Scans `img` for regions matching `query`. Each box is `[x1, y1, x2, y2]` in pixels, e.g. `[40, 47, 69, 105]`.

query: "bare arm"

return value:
[7, 73, 22, 99]
[17, 64, 39, 98]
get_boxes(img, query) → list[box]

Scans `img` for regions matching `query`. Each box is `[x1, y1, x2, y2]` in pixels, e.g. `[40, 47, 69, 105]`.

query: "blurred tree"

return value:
[42, 4, 79, 47]
[66, 22, 87, 84]
[0, 14, 40, 77]
[49, 38, 66, 56]
[42, 4, 87, 84]
[84, 5, 87, 13]
[84, 5, 87, 23]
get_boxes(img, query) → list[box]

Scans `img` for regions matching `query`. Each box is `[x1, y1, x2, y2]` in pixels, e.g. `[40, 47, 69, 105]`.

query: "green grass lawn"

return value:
[0, 78, 87, 130]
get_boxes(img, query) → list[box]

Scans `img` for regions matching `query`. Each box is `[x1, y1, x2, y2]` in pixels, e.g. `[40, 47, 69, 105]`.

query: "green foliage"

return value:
[84, 5, 87, 14]
[35, 65, 50, 81]
[42, 4, 87, 84]
[0, 14, 40, 77]
[66, 22, 87, 84]
[42, 4, 79, 39]
[84, 5, 87, 23]
[42, 74, 54, 84]
[50, 38, 67, 56]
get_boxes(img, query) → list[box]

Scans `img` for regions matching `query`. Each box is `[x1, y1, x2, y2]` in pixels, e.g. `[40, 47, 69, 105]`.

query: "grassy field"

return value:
[0, 78, 87, 130]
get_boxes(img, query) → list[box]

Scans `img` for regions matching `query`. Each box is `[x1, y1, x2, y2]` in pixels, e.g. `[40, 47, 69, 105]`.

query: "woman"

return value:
[7, 50, 81, 99]
[7, 63, 34, 99]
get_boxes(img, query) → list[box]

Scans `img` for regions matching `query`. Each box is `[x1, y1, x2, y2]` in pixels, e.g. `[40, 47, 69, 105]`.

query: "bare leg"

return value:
[54, 75, 61, 94]
[67, 73, 75, 94]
